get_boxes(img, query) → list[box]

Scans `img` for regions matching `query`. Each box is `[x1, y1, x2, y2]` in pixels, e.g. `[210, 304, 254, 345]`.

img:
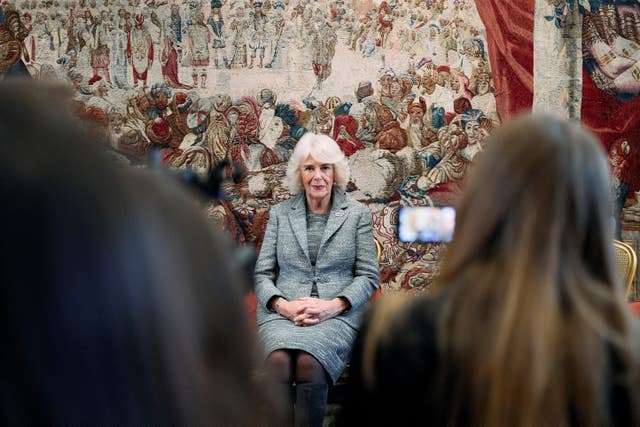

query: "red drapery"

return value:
[474, 0, 535, 122]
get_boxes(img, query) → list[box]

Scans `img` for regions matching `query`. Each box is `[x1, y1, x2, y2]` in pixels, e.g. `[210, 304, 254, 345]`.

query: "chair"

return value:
[374, 238, 382, 263]
[613, 239, 637, 300]
[371, 237, 383, 299]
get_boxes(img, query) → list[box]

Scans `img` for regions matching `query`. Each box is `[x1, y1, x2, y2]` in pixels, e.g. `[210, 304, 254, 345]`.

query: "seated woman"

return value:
[254, 132, 380, 427]
[339, 114, 640, 426]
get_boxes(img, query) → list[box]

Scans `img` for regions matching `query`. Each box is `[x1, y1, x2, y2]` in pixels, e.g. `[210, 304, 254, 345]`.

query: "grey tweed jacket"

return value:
[254, 189, 380, 329]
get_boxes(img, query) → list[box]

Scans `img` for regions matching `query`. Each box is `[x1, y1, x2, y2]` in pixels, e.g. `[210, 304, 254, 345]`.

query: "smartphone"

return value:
[398, 206, 456, 243]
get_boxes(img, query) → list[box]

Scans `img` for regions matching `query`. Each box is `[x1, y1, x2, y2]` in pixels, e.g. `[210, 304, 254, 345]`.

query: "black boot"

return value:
[286, 383, 295, 426]
[294, 383, 328, 427]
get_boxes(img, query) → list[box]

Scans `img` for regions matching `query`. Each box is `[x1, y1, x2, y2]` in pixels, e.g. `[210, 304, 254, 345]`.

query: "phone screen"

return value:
[398, 207, 456, 243]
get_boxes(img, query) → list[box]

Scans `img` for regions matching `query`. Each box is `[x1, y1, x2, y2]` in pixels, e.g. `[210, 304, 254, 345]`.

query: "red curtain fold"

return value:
[474, 0, 535, 122]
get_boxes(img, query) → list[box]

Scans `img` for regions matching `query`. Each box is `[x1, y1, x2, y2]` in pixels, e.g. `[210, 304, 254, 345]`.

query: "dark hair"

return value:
[436, 114, 640, 426]
[0, 81, 280, 425]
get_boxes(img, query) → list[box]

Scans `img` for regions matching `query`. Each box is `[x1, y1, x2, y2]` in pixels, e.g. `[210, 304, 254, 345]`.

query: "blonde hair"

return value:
[435, 114, 640, 427]
[286, 132, 350, 194]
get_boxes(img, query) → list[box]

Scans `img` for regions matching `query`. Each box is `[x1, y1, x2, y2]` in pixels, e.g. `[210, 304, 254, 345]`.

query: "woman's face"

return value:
[300, 155, 334, 203]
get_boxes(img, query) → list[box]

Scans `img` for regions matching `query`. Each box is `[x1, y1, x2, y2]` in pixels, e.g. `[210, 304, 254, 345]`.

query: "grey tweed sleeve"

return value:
[336, 207, 380, 309]
[254, 207, 285, 309]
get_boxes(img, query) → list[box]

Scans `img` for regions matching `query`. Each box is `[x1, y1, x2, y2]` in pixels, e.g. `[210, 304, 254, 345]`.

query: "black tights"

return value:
[267, 349, 328, 385]
[268, 350, 329, 427]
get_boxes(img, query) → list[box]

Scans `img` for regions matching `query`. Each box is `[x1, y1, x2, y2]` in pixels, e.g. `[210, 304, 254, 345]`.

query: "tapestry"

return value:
[478, 0, 640, 265]
[579, 0, 640, 246]
[0, 0, 509, 294]
[0, 0, 501, 293]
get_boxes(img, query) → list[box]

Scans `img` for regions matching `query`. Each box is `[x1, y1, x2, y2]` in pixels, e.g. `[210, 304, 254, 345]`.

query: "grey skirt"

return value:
[258, 317, 357, 384]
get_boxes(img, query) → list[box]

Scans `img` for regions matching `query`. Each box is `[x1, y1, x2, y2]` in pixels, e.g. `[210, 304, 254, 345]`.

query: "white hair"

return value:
[286, 132, 350, 195]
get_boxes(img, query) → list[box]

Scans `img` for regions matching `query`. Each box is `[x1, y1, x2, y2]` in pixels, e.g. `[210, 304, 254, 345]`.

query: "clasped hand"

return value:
[276, 297, 348, 326]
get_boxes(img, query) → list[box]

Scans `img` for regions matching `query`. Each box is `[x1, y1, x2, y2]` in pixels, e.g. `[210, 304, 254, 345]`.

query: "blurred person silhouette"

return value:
[0, 81, 283, 426]
[339, 114, 640, 426]
[254, 132, 379, 427]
